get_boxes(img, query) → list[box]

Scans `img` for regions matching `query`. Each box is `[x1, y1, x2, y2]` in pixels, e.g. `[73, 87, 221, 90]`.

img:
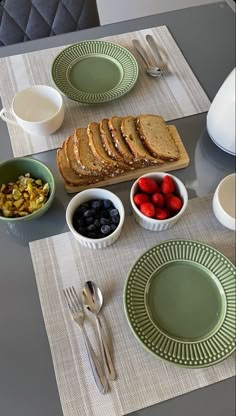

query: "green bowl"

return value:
[0, 157, 55, 222]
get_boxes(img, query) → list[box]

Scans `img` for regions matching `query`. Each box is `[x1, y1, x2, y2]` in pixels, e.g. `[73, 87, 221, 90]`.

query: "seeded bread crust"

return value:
[65, 135, 92, 176]
[87, 122, 128, 175]
[121, 116, 164, 166]
[73, 128, 109, 177]
[100, 118, 131, 170]
[108, 116, 149, 168]
[57, 142, 103, 186]
[136, 114, 180, 161]
[108, 116, 134, 164]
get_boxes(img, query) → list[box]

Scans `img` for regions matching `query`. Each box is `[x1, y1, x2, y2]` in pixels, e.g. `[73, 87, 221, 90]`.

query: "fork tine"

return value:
[63, 286, 82, 313]
[71, 286, 82, 311]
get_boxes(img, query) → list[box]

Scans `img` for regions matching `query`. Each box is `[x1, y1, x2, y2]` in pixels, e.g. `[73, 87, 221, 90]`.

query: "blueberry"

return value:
[77, 227, 87, 236]
[109, 208, 119, 217]
[91, 199, 103, 210]
[101, 224, 111, 235]
[87, 224, 96, 232]
[100, 209, 109, 218]
[77, 203, 89, 215]
[110, 223, 117, 232]
[73, 216, 85, 227]
[84, 209, 96, 217]
[100, 217, 110, 225]
[94, 219, 101, 228]
[103, 199, 112, 209]
[112, 215, 120, 224]
[85, 216, 94, 225]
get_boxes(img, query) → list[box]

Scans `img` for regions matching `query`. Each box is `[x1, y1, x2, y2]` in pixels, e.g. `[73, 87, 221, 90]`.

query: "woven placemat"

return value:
[29, 195, 235, 416]
[0, 25, 210, 157]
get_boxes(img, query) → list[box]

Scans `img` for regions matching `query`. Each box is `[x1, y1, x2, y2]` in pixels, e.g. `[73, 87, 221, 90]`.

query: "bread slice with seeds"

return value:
[65, 135, 93, 176]
[73, 128, 111, 176]
[100, 118, 131, 170]
[57, 142, 103, 186]
[108, 116, 135, 164]
[136, 114, 180, 161]
[121, 116, 164, 165]
[108, 116, 148, 168]
[88, 121, 131, 174]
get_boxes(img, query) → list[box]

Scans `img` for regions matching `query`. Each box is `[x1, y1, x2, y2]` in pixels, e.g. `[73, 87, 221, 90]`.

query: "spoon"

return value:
[82, 281, 116, 381]
[132, 39, 162, 77]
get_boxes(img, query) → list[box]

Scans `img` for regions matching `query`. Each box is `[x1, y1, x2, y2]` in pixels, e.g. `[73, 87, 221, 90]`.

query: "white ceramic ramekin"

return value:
[66, 188, 125, 249]
[213, 173, 236, 231]
[130, 172, 188, 231]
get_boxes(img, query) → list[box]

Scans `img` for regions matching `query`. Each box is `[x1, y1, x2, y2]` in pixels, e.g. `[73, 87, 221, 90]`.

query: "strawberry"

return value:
[133, 193, 150, 206]
[140, 202, 155, 218]
[155, 208, 170, 220]
[151, 192, 165, 208]
[138, 177, 159, 194]
[165, 192, 174, 199]
[166, 195, 183, 212]
[161, 175, 175, 194]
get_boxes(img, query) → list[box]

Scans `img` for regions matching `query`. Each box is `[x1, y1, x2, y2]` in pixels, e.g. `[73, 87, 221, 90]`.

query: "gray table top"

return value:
[0, 2, 235, 416]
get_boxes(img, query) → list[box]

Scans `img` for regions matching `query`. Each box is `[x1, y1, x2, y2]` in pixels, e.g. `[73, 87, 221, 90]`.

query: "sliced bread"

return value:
[100, 118, 131, 169]
[108, 116, 135, 164]
[73, 128, 109, 177]
[87, 122, 129, 174]
[121, 116, 164, 165]
[65, 135, 93, 176]
[136, 114, 180, 161]
[57, 142, 103, 186]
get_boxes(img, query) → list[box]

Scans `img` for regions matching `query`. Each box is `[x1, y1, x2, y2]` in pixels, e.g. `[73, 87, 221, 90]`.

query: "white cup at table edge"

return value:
[212, 173, 236, 231]
[0, 85, 64, 136]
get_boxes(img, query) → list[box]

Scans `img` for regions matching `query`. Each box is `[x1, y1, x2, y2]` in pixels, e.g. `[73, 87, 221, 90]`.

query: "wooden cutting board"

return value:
[64, 125, 190, 193]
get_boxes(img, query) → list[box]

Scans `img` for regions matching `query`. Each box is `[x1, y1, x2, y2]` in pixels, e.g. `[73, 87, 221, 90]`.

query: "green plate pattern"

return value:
[51, 40, 138, 103]
[124, 240, 236, 368]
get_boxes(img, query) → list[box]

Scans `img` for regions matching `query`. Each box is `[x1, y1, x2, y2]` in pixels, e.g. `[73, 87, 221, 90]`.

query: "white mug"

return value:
[0, 85, 64, 136]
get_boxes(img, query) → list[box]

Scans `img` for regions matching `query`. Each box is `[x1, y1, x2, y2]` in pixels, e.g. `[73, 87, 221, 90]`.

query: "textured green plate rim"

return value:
[51, 40, 138, 103]
[124, 239, 236, 368]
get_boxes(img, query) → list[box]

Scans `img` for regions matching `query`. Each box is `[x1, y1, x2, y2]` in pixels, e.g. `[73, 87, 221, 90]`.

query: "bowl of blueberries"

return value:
[66, 188, 125, 249]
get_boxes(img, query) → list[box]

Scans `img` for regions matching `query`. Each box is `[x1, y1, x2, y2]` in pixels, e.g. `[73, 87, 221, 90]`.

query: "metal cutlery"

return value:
[145, 34, 170, 75]
[132, 39, 163, 77]
[63, 286, 108, 394]
[82, 281, 116, 381]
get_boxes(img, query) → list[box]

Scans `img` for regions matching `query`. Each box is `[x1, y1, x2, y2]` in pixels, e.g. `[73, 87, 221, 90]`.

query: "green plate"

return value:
[51, 40, 138, 103]
[124, 240, 236, 368]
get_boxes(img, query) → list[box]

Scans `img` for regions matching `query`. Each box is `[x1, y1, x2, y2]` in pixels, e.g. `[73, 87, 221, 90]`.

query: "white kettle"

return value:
[206, 67, 235, 155]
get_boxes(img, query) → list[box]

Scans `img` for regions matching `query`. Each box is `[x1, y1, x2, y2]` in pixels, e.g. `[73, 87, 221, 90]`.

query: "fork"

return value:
[145, 34, 170, 75]
[63, 286, 108, 394]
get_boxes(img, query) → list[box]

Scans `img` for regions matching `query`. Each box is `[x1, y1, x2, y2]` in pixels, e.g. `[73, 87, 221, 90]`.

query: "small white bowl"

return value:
[130, 172, 188, 231]
[66, 188, 125, 249]
[213, 173, 236, 231]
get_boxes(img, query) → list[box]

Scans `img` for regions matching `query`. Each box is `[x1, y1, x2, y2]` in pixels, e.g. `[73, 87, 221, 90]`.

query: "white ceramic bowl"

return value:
[213, 173, 236, 231]
[130, 172, 188, 231]
[66, 188, 125, 249]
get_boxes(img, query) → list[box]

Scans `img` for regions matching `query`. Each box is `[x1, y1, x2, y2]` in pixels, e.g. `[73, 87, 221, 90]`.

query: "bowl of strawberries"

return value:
[130, 172, 188, 231]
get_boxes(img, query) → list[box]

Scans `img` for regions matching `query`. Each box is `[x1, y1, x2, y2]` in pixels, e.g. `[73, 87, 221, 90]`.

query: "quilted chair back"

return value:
[0, 0, 100, 46]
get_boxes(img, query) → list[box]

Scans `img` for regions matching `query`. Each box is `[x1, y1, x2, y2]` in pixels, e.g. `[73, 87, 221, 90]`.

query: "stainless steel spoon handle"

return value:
[132, 39, 152, 67]
[145, 34, 164, 65]
[81, 326, 109, 394]
[96, 315, 116, 381]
